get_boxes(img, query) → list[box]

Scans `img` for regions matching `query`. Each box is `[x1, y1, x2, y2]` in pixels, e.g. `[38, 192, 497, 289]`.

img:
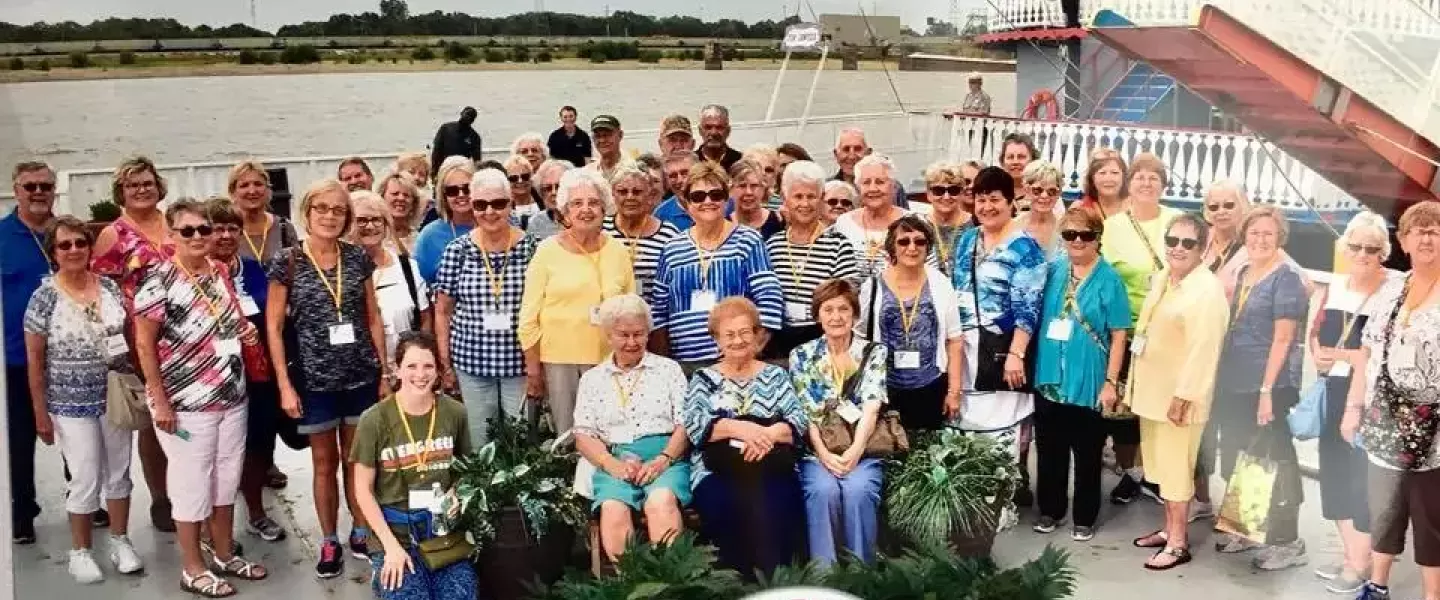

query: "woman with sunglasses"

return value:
[265, 179, 388, 577]
[1099, 152, 1182, 504]
[649, 162, 784, 375]
[1210, 206, 1310, 570]
[24, 216, 144, 583]
[413, 160, 478, 283]
[1200, 181, 1249, 276]
[135, 199, 268, 597]
[1075, 153, 1128, 221]
[348, 192, 432, 359]
[857, 215, 965, 432]
[91, 156, 177, 533]
[1031, 208, 1131, 542]
[525, 159, 572, 239]
[518, 169, 635, 435]
[763, 161, 859, 361]
[504, 154, 541, 222]
[434, 169, 537, 445]
[1016, 161, 1065, 260]
[1307, 212, 1394, 593]
[729, 160, 785, 239]
[921, 160, 974, 279]
[820, 180, 857, 227]
[1127, 212, 1228, 571]
[227, 161, 301, 264]
[603, 165, 681, 301]
[831, 155, 917, 280]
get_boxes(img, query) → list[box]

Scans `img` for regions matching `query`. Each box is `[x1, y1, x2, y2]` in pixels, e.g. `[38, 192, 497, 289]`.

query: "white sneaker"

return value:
[108, 535, 144, 575]
[1188, 501, 1215, 523]
[68, 549, 104, 584]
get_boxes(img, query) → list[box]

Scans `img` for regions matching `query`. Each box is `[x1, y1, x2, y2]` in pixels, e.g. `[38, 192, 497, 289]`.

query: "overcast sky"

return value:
[2, 0, 987, 31]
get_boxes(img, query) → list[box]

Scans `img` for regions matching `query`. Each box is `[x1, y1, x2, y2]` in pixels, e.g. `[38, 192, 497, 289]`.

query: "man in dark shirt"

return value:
[429, 106, 484, 176]
[694, 104, 743, 170]
[547, 105, 592, 168]
[832, 127, 908, 208]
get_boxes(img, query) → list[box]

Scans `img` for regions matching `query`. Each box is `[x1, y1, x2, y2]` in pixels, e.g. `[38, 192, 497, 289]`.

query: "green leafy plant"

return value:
[89, 201, 122, 223]
[411, 46, 435, 61]
[885, 430, 1019, 547]
[68, 51, 90, 68]
[451, 414, 586, 550]
[118, 51, 136, 65]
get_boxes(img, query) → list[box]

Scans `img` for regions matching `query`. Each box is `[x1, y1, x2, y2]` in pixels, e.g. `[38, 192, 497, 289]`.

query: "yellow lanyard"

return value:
[827, 350, 855, 393]
[611, 368, 643, 408]
[1061, 268, 1083, 317]
[612, 218, 646, 265]
[930, 219, 955, 267]
[303, 243, 345, 320]
[691, 229, 724, 290]
[1125, 210, 1164, 271]
[1136, 277, 1174, 336]
[396, 399, 438, 471]
[569, 232, 607, 296]
[474, 232, 512, 303]
[242, 214, 270, 261]
[888, 277, 926, 343]
[785, 226, 821, 289]
[172, 258, 228, 317]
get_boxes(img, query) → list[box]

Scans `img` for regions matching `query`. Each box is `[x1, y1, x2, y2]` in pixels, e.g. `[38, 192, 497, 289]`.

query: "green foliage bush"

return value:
[638, 50, 662, 63]
[279, 44, 320, 64]
[346, 53, 368, 64]
[36, 59, 50, 71]
[237, 49, 258, 65]
[257, 51, 278, 65]
[510, 45, 530, 62]
[411, 45, 435, 60]
[443, 41, 472, 62]
[118, 51, 136, 65]
[483, 49, 508, 63]
[7, 57, 24, 71]
[536, 50, 554, 63]
[68, 51, 90, 68]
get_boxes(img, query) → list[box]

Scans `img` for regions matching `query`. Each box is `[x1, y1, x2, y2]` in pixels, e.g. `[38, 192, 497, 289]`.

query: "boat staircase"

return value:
[1091, 61, 1177, 122]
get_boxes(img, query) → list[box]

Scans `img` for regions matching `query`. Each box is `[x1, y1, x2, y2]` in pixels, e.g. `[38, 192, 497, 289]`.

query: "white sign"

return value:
[782, 23, 824, 52]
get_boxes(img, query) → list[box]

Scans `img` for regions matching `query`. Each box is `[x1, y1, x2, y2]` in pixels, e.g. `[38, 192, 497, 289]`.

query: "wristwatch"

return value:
[1259, 386, 1273, 394]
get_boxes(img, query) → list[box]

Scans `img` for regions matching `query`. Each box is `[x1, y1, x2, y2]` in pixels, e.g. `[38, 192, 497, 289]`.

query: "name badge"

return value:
[383, 322, 396, 336]
[785, 301, 810, 324]
[691, 290, 718, 313]
[482, 312, 512, 331]
[1045, 318, 1073, 342]
[1328, 361, 1352, 378]
[329, 323, 356, 346]
[728, 439, 746, 450]
[214, 337, 242, 357]
[239, 295, 260, 317]
[105, 334, 128, 358]
[590, 306, 602, 326]
[1130, 335, 1147, 357]
[1392, 344, 1417, 370]
[836, 402, 863, 424]
[407, 486, 437, 511]
[894, 350, 921, 370]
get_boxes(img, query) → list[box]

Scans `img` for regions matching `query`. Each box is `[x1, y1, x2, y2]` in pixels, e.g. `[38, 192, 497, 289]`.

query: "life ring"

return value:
[1022, 89, 1061, 120]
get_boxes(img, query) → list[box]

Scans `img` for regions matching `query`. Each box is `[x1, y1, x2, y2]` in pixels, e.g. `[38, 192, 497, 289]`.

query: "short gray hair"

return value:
[1342, 210, 1393, 259]
[597, 294, 652, 331]
[470, 168, 509, 198]
[781, 160, 826, 196]
[609, 164, 650, 188]
[510, 132, 546, 156]
[533, 159, 573, 193]
[1021, 160, 1063, 187]
[700, 104, 730, 122]
[835, 127, 868, 150]
[823, 180, 859, 201]
[557, 168, 616, 215]
[854, 154, 894, 181]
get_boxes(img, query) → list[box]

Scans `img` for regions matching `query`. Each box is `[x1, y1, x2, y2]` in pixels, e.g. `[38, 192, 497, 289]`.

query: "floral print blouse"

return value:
[788, 336, 888, 422]
[91, 217, 175, 311]
[951, 226, 1047, 335]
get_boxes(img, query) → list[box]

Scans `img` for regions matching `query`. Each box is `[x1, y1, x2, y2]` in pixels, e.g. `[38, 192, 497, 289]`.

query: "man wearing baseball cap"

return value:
[657, 114, 695, 158]
[962, 72, 992, 115]
[586, 114, 632, 181]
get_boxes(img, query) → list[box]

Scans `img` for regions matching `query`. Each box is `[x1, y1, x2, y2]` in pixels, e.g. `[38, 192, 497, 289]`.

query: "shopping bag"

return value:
[1215, 442, 1279, 544]
[1287, 380, 1327, 441]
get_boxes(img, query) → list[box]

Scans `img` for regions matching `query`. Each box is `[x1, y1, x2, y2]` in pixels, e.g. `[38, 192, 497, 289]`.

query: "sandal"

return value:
[211, 554, 268, 581]
[180, 569, 236, 598]
[1144, 546, 1193, 571]
[1132, 530, 1169, 548]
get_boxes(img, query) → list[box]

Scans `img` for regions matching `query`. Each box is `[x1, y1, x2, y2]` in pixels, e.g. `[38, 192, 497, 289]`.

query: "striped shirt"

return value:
[764, 228, 861, 327]
[649, 225, 785, 362]
[602, 216, 682, 301]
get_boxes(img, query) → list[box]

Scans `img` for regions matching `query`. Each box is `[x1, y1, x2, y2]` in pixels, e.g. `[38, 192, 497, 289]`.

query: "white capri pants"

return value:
[54, 414, 134, 515]
[154, 404, 247, 523]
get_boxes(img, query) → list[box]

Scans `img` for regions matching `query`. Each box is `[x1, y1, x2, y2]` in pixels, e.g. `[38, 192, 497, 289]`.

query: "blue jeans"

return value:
[369, 546, 477, 600]
[799, 457, 884, 566]
[454, 372, 525, 445]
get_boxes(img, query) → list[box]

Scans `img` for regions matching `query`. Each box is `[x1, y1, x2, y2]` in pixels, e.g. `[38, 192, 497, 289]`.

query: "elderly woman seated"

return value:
[572, 295, 691, 562]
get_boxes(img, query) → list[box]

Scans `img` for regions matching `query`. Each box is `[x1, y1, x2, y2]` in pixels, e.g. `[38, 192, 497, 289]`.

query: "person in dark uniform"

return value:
[430, 106, 484, 177]
[546, 105, 592, 168]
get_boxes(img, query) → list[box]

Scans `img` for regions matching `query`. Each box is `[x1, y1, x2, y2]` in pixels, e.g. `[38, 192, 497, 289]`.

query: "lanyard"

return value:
[26, 226, 52, 274]
[930, 220, 956, 267]
[569, 232, 606, 295]
[827, 349, 855, 392]
[690, 228, 725, 290]
[785, 226, 821, 290]
[395, 399, 438, 471]
[1400, 274, 1439, 328]
[474, 232, 511, 305]
[888, 277, 926, 343]
[172, 258, 228, 317]
[611, 368, 643, 408]
[1125, 210, 1164, 271]
[612, 217, 646, 265]
[1136, 276, 1174, 336]
[303, 243, 345, 320]
[242, 214, 270, 261]
[1061, 268, 1083, 317]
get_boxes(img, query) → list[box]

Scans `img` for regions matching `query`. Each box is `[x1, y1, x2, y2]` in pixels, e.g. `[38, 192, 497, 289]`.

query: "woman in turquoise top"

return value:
[1032, 208, 1132, 540]
[413, 160, 478, 282]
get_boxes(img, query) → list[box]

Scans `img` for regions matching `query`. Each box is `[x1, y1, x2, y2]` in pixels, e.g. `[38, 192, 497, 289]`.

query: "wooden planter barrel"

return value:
[476, 506, 575, 600]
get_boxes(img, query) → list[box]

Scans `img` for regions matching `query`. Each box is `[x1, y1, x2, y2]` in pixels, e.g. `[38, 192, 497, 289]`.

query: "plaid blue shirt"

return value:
[432, 233, 538, 378]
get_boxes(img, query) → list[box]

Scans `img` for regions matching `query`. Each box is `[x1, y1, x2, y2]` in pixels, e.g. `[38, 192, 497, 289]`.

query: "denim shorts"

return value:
[299, 382, 379, 434]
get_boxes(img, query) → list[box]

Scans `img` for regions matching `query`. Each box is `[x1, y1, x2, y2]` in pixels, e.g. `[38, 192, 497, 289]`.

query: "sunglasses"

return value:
[355, 216, 386, 228]
[54, 238, 91, 251]
[1028, 186, 1062, 198]
[1164, 236, 1199, 250]
[444, 184, 470, 198]
[686, 189, 728, 205]
[1347, 243, 1383, 256]
[1060, 229, 1098, 243]
[508, 173, 532, 184]
[176, 224, 214, 239]
[20, 182, 55, 193]
[929, 185, 965, 197]
[827, 198, 854, 209]
[1206, 201, 1236, 212]
[474, 198, 510, 212]
[895, 237, 930, 249]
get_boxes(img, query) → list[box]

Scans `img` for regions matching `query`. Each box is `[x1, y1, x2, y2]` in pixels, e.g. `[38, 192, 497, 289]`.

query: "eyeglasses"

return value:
[508, 173, 532, 184]
[123, 180, 157, 191]
[54, 238, 91, 251]
[613, 187, 645, 197]
[1060, 229, 1099, 243]
[539, 184, 558, 194]
[1206, 201, 1236, 212]
[895, 237, 930, 249]
[1347, 243, 1383, 256]
[175, 224, 214, 239]
[1164, 236, 1199, 250]
[718, 329, 757, 344]
[444, 184, 470, 198]
[929, 185, 965, 197]
[355, 216, 387, 228]
[827, 198, 854, 209]
[686, 189, 728, 205]
[310, 204, 349, 217]
[474, 198, 510, 212]
[1028, 186, 1062, 198]
[20, 182, 55, 193]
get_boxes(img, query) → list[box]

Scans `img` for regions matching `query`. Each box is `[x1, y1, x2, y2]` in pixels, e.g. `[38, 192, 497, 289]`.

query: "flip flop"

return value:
[1144, 546, 1193, 571]
[1132, 530, 1168, 548]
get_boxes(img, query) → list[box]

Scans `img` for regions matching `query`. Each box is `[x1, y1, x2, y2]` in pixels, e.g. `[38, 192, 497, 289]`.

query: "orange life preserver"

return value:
[1022, 89, 1061, 120]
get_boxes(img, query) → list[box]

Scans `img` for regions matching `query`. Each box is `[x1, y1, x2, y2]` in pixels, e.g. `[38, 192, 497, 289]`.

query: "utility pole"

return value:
[250, 0, 258, 29]
[604, 4, 611, 37]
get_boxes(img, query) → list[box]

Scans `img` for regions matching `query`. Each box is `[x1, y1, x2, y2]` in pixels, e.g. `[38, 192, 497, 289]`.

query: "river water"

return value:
[0, 69, 1015, 172]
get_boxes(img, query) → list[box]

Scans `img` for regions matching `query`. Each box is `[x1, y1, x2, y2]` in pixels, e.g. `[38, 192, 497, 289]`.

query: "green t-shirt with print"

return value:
[350, 395, 473, 510]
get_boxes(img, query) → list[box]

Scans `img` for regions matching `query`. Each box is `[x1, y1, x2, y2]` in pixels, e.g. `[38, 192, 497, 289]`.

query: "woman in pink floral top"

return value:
[90, 156, 177, 533]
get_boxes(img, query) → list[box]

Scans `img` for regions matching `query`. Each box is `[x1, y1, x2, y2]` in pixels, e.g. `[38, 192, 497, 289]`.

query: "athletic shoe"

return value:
[1140, 481, 1163, 504]
[1072, 526, 1096, 542]
[1110, 474, 1140, 504]
[1254, 540, 1308, 571]
[68, 549, 104, 584]
[109, 534, 144, 574]
[91, 508, 110, 529]
[13, 520, 36, 545]
[246, 517, 287, 542]
[1032, 516, 1060, 534]
[1355, 581, 1390, 600]
[348, 533, 369, 560]
[316, 539, 344, 579]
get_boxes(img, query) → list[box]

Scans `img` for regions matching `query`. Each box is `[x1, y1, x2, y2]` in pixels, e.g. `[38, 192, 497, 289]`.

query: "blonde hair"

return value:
[1239, 205, 1290, 245]
[374, 170, 424, 230]
[503, 154, 533, 173]
[347, 190, 391, 241]
[1342, 211, 1393, 259]
[922, 160, 965, 184]
[742, 143, 779, 164]
[111, 156, 168, 206]
[1399, 200, 1440, 236]
[707, 296, 762, 337]
[395, 152, 429, 181]
[435, 161, 478, 222]
[226, 160, 270, 194]
[297, 179, 353, 235]
[1128, 153, 1169, 188]
[1202, 179, 1251, 224]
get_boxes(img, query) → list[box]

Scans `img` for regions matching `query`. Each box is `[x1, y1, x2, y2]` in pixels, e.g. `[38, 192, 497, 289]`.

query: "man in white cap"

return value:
[962, 72, 992, 115]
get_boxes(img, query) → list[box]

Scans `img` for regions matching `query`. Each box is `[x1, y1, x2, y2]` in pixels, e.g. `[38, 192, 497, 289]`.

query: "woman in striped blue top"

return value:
[648, 163, 784, 374]
[762, 160, 860, 361]
[603, 165, 681, 300]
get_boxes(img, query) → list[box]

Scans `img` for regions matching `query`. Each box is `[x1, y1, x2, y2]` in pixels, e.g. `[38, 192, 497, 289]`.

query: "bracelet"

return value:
[1008, 351, 1026, 359]
[658, 452, 675, 463]
[1105, 378, 1119, 387]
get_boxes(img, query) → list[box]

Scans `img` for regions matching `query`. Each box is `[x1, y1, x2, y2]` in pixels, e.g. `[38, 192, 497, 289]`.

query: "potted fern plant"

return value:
[87, 200, 121, 236]
[452, 414, 587, 600]
[883, 429, 1019, 558]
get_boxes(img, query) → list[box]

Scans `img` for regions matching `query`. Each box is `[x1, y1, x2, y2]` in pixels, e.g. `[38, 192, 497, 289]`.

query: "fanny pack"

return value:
[381, 505, 474, 571]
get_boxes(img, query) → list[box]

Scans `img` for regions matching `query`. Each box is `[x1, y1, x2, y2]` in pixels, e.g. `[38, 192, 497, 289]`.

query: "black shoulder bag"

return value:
[970, 239, 1036, 393]
[396, 252, 423, 331]
[277, 246, 310, 450]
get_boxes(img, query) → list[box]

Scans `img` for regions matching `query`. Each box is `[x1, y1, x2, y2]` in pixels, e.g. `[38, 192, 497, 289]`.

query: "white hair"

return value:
[1342, 210, 1393, 260]
[823, 180, 859, 201]
[853, 154, 894, 181]
[556, 168, 616, 215]
[597, 294, 652, 331]
[532, 159, 573, 193]
[700, 104, 730, 122]
[438, 155, 475, 173]
[835, 127, 868, 150]
[608, 164, 651, 188]
[510, 132, 546, 156]
[470, 168, 509, 198]
[780, 160, 827, 197]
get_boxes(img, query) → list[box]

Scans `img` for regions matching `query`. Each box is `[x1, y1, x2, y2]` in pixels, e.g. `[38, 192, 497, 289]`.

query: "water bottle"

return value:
[428, 482, 449, 536]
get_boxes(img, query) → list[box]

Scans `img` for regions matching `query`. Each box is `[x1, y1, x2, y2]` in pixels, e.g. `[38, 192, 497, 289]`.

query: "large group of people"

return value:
[4, 103, 1440, 600]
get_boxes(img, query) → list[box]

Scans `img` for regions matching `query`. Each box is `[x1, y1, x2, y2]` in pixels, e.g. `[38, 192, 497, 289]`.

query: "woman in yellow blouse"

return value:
[518, 169, 636, 434]
[1127, 212, 1229, 570]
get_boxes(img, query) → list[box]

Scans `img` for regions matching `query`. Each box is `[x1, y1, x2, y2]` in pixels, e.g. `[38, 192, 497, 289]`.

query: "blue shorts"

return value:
[299, 383, 379, 435]
[592, 435, 692, 512]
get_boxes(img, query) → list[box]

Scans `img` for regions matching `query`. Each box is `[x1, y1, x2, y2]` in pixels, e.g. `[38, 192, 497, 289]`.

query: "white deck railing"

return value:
[987, 0, 1070, 31]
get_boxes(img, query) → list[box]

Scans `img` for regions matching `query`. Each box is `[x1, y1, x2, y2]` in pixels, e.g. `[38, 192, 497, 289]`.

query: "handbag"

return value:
[969, 243, 1035, 393]
[1067, 305, 1132, 419]
[417, 532, 475, 571]
[1287, 379, 1327, 441]
[1359, 276, 1440, 470]
[816, 343, 910, 457]
[105, 370, 150, 431]
[1215, 435, 1281, 544]
[275, 247, 311, 451]
[217, 262, 272, 383]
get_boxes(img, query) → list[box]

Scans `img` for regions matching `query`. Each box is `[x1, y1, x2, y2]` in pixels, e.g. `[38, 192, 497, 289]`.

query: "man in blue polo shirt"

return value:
[1, 161, 57, 544]
[653, 151, 736, 231]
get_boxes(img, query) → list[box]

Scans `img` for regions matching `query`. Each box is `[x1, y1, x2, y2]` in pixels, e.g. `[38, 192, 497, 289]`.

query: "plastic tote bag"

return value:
[1216, 437, 1281, 544]
[1287, 379, 1327, 441]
